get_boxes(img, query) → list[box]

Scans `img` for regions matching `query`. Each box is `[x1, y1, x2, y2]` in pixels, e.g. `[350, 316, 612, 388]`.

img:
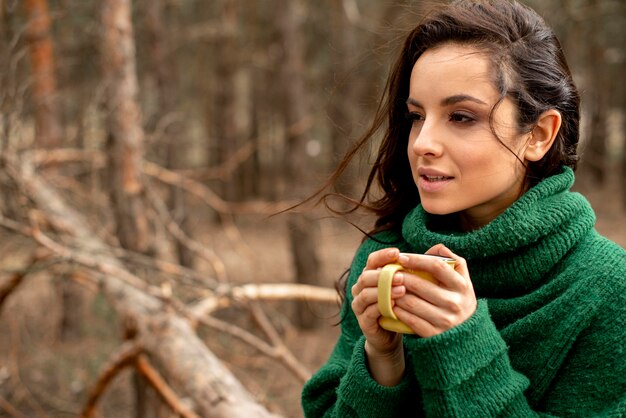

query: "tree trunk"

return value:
[213, 0, 241, 202]
[23, 0, 62, 148]
[101, 0, 149, 254]
[328, 0, 358, 196]
[583, 0, 608, 184]
[276, 0, 323, 329]
[143, 0, 194, 267]
[101, 0, 151, 414]
[23, 0, 90, 343]
[619, 0, 626, 212]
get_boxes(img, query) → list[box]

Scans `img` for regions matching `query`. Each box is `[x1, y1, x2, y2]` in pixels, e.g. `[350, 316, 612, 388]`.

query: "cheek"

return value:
[455, 144, 519, 179]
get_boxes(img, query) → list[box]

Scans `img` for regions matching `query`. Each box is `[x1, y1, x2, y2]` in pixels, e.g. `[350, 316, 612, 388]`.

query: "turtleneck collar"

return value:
[401, 167, 596, 297]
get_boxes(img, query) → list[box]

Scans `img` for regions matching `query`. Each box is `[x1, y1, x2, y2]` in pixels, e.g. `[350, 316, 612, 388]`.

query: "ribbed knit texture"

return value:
[302, 167, 626, 417]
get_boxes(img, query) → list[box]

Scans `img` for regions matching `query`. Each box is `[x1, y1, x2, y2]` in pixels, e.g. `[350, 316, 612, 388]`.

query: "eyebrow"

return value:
[406, 94, 488, 108]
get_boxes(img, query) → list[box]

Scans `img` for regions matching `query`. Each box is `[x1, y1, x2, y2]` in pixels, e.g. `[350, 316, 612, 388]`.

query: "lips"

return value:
[417, 168, 453, 179]
[416, 168, 454, 192]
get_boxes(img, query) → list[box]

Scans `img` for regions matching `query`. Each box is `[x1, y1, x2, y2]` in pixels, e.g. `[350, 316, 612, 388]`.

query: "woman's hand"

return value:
[351, 247, 406, 386]
[393, 244, 477, 337]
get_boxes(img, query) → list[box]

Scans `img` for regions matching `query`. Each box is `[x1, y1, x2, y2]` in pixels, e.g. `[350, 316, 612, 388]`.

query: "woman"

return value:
[301, 0, 626, 416]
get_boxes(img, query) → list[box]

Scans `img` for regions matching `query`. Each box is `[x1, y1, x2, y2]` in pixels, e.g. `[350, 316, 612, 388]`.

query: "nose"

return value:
[410, 118, 442, 157]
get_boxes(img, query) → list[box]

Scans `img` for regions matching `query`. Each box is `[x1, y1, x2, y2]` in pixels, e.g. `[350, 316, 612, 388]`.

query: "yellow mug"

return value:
[377, 255, 457, 334]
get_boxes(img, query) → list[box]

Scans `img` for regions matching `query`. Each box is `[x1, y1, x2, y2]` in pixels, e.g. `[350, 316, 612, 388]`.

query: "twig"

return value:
[191, 283, 338, 318]
[25, 149, 298, 215]
[28, 222, 162, 300]
[197, 314, 276, 357]
[8, 155, 282, 417]
[27, 148, 106, 169]
[80, 341, 143, 418]
[108, 245, 220, 289]
[145, 181, 228, 281]
[0, 249, 52, 314]
[178, 141, 255, 182]
[0, 396, 30, 418]
[248, 302, 311, 382]
[135, 354, 201, 418]
[0, 214, 32, 236]
[148, 161, 299, 216]
[195, 313, 310, 382]
[142, 161, 254, 258]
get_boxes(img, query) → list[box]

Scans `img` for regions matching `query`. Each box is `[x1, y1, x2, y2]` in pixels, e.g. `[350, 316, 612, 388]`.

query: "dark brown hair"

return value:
[321, 0, 580, 235]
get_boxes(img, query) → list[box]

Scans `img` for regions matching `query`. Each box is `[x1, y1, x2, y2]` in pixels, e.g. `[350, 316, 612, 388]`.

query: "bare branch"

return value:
[0, 248, 52, 314]
[177, 140, 255, 182]
[145, 181, 228, 281]
[143, 161, 298, 216]
[195, 313, 311, 383]
[80, 341, 143, 418]
[7, 157, 281, 417]
[135, 354, 201, 418]
[0, 396, 30, 418]
[233, 283, 339, 304]
[21, 149, 299, 216]
[248, 302, 312, 382]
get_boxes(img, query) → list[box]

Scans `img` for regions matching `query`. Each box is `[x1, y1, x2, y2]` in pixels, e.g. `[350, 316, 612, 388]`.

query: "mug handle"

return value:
[377, 264, 415, 334]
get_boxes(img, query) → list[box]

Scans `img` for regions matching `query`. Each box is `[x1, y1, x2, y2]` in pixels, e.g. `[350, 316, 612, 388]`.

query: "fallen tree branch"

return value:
[248, 302, 312, 382]
[9, 157, 281, 417]
[143, 161, 253, 258]
[195, 310, 316, 383]
[0, 249, 50, 314]
[135, 354, 200, 418]
[144, 160, 299, 215]
[27, 148, 298, 216]
[80, 341, 143, 418]
[6, 208, 335, 386]
[191, 283, 338, 318]
[0, 395, 30, 418]
[146, 181, 228, 282]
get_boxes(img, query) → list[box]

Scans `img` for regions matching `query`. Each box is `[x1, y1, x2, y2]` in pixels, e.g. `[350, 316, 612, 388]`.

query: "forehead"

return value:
[409, 43, 498, 100]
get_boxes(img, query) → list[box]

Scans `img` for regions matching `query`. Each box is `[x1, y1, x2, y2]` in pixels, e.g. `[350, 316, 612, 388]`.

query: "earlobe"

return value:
[524, 109, 562, 162]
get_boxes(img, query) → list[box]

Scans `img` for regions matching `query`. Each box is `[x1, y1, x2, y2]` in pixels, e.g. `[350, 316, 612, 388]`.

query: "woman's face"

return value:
[407, 43, 529, 230]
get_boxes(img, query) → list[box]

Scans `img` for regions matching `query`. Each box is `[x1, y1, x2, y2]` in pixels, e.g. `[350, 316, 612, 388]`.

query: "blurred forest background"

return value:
[0, 0, 624, 417]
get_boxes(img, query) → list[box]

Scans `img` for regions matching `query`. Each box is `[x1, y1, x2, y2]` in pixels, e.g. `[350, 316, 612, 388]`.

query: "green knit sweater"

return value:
[301, 168, 626, 417]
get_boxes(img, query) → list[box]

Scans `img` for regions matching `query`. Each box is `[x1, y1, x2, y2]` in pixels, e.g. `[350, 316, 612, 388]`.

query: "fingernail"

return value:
[391, 285, 404, 295]
[398, 254, 409, 264]
[388, 248, 399, 257]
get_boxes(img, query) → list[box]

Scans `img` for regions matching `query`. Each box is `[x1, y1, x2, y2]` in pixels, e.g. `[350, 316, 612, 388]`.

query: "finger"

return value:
[365, 248, 400, 270]
[352, 280, 406, 314]
[399, 271, 450, 306]
[425, 244, 470, 277]
[354, 302, 385, 332]
[351, 286, 380, 316]
[351, 270, 396, 298]
[392, 304, 440, 338]
[394, 291, 463, 329]
[395, 292, 472, 338]
[399, 251, 467, 292]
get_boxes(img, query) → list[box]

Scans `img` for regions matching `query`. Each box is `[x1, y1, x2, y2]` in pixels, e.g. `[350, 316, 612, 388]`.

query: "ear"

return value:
[524, 109, 562, 162]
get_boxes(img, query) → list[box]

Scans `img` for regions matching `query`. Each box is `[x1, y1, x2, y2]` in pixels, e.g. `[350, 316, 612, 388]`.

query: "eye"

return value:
[449, 112, 475, 124]
[405, 111, 425, 124]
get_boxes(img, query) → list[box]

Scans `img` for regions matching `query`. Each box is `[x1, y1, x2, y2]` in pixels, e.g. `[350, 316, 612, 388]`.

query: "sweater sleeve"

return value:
[404, 300, 535, 417]
[302, 232, 421, 417]
[301, 333, 418, 417]
[404, 298, 626, 417]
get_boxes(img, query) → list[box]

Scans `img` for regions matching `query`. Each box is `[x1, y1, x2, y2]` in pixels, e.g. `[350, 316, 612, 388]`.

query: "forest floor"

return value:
[0, 174, 624, 418]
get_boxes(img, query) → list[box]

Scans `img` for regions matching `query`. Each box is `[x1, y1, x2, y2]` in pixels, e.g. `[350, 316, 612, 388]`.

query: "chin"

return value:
[420, 201, 457, 216]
